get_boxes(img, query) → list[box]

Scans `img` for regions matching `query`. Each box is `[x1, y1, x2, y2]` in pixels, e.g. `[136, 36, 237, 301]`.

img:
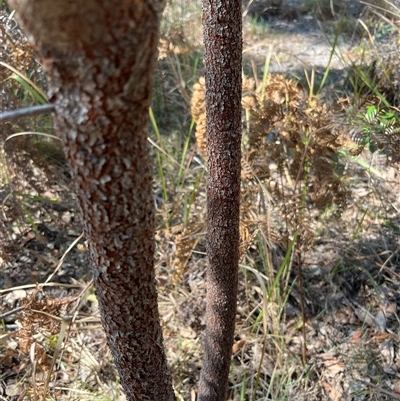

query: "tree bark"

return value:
[9, 1, 175, 400]
[198, 1, 242, 401]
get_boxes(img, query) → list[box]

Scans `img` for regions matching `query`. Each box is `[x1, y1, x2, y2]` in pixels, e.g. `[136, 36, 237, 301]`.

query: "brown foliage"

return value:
[191, 76, 207, 160]
[192, 72, 400, 252]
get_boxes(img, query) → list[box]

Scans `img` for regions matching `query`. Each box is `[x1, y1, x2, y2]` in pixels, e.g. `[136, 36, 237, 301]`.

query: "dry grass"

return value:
[1, 0, 400, 400]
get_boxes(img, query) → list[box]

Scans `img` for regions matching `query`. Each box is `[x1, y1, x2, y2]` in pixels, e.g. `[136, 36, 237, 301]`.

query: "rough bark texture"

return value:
[198, 1, 242, 400]
[9, 1, 175, 400]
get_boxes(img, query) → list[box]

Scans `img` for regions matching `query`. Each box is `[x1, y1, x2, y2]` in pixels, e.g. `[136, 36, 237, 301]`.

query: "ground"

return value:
[1, 1, 400, 400]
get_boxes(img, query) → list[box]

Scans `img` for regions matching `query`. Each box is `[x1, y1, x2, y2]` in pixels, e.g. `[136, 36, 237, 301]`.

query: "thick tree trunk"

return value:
[198, 1, 242, 401]
[9, 1, 175, 400]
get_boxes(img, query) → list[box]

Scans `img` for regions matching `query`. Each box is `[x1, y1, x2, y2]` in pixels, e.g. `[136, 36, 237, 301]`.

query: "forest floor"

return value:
[1, 1, 400, 400]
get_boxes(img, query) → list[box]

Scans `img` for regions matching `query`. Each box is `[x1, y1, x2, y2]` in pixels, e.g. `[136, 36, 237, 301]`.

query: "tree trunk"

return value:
[9, 1, 175, 400]
[198, 1, 242, 400]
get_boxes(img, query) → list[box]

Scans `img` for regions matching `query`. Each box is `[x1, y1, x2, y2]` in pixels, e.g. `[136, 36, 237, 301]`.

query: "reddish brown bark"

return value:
[9, 1, 175, 400]
[198, 1, 242, 400]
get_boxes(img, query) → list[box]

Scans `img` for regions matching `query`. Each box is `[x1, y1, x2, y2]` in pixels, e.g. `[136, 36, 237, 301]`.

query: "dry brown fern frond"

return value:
[191, 75, 259, 160]
[158, 30, 193, 60]
[190, 73, 352, 249]
[308, 147, 348, 210]
[244, 74, 350, 219]
[242, 76, 257, 110]
[17, 287, 75, 370]
[158, 221, 205, 283]
[191, 77, 207, 159]
[263, 74, 308, 110]
[239, 220, 259, 261]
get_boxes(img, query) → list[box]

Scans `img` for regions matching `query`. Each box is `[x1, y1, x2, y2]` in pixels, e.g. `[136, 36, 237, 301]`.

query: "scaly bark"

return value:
[9, 1, 175, 400]
[198, 1, 242, 400]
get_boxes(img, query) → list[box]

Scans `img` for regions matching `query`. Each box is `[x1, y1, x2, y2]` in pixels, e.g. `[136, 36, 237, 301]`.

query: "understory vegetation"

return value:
[1, 0, 400, 400]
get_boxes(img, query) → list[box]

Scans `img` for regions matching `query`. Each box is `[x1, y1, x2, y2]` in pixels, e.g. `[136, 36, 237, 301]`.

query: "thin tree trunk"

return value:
[9, 1, 175, 400]
[198, 1, 242, 400]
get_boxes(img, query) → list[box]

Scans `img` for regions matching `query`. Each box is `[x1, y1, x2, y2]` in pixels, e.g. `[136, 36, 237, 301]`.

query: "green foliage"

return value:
[354, 103, 400, 153]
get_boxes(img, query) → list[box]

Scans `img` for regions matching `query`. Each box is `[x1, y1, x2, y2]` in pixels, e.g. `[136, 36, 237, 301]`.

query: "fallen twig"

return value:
[357, 379, 400, 400]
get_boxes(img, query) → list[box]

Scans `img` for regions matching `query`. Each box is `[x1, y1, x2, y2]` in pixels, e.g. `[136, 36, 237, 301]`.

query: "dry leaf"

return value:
[385, 303, 397, 316]
[393, 380, 400, 394]
[322, 381, 343, 401]
[351, 329, 361, 344]
[374, 310, 386, 332]
[179, 327, 197, 339]
[354, 307, 375, 327]
[232, 339, 246, 354]
[326, 361, 346, 376]
[379, 338, 394, 366]
[5, 382, 24, 397]
[321, 353, 346, 377]
[373, 332, 389, 344]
